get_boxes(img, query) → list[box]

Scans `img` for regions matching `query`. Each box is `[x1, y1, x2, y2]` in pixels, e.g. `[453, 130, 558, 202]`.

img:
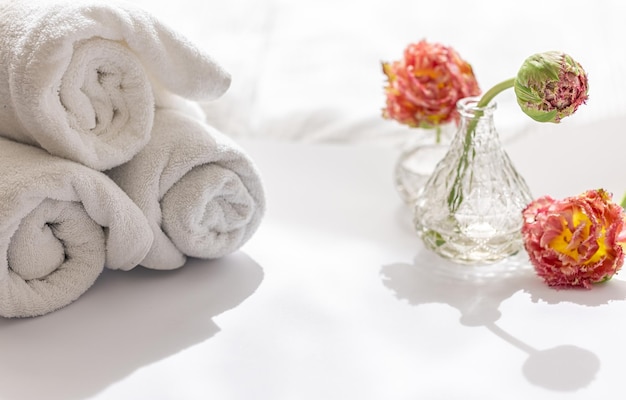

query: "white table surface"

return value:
[2, 121, 626, 400]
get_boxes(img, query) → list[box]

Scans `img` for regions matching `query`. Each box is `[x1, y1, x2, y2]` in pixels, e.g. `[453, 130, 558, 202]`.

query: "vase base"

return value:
[418, 227, 524, 265]
[419, 248, 531, 282]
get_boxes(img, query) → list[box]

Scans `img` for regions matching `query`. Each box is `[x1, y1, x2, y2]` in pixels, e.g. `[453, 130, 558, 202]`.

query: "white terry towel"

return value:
[107, 109, 266, 270]
[0, 0, 231, 170]
[0, 137, 153, 318]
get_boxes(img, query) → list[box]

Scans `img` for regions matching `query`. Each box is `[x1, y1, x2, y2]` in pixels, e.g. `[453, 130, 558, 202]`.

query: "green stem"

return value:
[477, 78, 516, 108]
[620, 192, 626, 209]
[446, 78, 516, 212]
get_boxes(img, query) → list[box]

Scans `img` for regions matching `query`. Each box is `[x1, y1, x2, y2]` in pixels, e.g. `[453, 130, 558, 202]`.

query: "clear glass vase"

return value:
[394, 125, 453, 205]
[413, 97, 533, 265]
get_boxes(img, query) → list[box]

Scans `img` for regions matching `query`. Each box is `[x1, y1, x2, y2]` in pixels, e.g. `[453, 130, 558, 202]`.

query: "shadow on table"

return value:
[0, 251, 264, 400]
[380, 245, 626, 392]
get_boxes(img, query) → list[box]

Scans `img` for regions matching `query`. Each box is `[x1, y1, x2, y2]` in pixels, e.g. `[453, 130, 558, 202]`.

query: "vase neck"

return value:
[458, 108, 496, 133]
[457, 96, 497, 117]
[454, 96, 499, 146]
[457, 96, 496, 124]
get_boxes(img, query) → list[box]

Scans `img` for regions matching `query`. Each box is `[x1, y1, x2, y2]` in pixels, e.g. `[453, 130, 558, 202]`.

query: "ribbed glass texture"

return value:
[413, 97, 533, 264]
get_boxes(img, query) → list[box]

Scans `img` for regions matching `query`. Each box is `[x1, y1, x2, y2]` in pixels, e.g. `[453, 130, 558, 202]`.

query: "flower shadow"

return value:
[484, 323, 601, 392]
[523, 344, 600, 391]
[0, 251, 264, 400]
[522, 274, 626, 307]
[380, 245, 625, 392]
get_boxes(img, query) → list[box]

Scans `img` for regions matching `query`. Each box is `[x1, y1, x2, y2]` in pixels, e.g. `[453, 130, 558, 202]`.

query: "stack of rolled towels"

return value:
[0, 0, 266, 318]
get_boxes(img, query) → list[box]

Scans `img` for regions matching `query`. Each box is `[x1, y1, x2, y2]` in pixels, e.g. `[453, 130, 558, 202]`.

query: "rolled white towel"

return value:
[107, 109, 266, 270]
[0, 0, 231, 170]
[0, 137, 153, 318]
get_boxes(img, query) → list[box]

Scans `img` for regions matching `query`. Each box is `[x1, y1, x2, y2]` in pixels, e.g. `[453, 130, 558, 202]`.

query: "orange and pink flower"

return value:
[521, 189, 626, 288]
[382, 40, 481, 129]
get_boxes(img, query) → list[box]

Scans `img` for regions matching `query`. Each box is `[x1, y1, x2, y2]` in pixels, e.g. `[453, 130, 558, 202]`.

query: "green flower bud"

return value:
[514, 51, 589, 123]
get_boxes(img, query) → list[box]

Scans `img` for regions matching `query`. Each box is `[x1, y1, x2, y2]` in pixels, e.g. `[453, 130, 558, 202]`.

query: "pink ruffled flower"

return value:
[382, 40, 481, 129]
[521, 189, 626, 288]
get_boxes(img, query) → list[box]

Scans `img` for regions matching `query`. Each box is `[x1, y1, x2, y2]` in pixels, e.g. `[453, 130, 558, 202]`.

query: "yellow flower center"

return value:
[413, 68, 440, 80]
[549, 209, 607, 264]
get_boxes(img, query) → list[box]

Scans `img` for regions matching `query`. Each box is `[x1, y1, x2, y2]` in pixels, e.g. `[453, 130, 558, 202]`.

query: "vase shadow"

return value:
[380, 247, 535, 326]
[0, 251, 264, 400]
[380, 244, 626, 391]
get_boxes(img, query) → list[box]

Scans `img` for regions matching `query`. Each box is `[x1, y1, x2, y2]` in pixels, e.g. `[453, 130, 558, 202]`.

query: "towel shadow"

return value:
[381, 244, 626, 392]
[0, 251, 264, 400]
